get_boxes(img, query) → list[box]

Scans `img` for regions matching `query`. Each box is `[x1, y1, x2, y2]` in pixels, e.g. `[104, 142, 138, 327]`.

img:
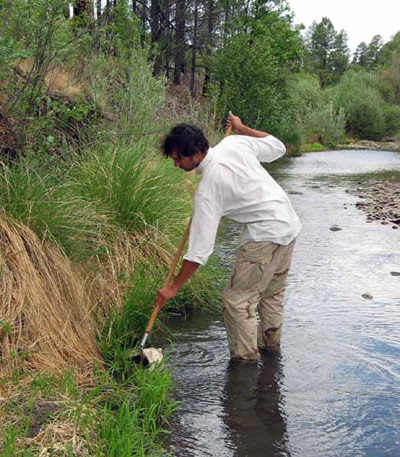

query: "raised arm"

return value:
[227, 111, 269, 138]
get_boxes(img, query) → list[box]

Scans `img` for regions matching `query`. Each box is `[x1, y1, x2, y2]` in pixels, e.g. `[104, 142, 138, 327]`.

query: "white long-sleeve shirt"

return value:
[183, 134, 302, 265]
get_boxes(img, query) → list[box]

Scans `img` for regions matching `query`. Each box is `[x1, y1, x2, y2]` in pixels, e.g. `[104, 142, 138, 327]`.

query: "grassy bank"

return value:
[0, 39, 225, 455]
[0, 366, 175, 456]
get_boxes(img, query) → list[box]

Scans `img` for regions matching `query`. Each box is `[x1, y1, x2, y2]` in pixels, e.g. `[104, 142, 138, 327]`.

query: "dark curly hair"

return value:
[161, 123, 209, 158]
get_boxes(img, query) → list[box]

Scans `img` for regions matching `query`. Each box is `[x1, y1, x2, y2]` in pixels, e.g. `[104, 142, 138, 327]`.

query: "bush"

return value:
[300, 102, 346, 145]
[331, 70, 386, 140]
[288, 74, 323, 117]
[86, 52, 165, 134]
[382, 104, 400, 137]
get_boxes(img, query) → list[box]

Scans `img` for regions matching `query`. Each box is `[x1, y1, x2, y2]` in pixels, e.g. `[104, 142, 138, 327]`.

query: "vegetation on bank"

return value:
[1, 0, 400, 455]
[0, 2, 224, 454]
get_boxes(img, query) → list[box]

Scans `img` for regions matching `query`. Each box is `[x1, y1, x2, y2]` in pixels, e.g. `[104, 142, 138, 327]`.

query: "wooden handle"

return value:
[163, 217, 192, 288]
[144, 217, 192, 334]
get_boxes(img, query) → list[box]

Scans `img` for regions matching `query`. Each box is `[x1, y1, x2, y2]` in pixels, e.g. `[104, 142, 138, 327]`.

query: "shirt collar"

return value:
[196, 148, 214, 175]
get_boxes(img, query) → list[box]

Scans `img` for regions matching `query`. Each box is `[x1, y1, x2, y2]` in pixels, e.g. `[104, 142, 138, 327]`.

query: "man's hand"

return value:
[154, 284, 179, 309]
[153, 260, 200, 309]
[226, 110, 269, 138]
[227, 111, 243, 134]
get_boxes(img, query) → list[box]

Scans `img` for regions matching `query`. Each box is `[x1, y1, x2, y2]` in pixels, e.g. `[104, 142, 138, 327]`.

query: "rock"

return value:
[330, 225, 342, 231]
[390, 271, 400, 276]
[362, 292, 373, 300]
[393, 226, 399, 230]
[288, 190, 304, 195]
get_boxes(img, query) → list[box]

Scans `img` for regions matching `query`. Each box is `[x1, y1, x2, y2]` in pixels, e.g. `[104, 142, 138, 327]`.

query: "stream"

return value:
[164, 150, 400, 457]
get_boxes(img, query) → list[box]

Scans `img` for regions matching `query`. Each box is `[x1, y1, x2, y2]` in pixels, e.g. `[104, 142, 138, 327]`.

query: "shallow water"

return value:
[164, 150, 400, 457]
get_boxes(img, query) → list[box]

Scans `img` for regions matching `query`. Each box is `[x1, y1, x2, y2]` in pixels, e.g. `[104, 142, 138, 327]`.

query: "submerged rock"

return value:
[362, 292, 373, 300]
[330, 225, 342, 231]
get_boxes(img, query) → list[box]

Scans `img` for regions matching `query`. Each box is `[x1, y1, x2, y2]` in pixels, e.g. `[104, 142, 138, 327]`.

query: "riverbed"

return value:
[164, 150, 400, 457]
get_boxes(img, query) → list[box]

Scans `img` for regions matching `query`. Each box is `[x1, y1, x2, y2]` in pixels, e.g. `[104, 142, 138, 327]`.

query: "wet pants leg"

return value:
[223, 240, 295, 361]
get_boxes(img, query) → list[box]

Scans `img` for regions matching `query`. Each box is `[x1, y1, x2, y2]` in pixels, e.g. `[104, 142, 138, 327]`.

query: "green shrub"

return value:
[86, 52, 165, 134]
[332, 70, 386, 140]
[298, 102, 346, 145]
[211, 15, 302, 139]
[382, 104, 400, 136]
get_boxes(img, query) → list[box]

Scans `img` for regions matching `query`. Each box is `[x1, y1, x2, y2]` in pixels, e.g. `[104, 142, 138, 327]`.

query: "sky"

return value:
[288, 0, 400, 54]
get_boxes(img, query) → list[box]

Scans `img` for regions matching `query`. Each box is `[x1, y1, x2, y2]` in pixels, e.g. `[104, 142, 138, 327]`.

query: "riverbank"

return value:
[337, 139, 400, 152]
[348, 178, 400, 229]
[300, 139, 400, 154]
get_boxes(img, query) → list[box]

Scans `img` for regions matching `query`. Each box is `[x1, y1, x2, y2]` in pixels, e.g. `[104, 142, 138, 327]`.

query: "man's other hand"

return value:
[227, 111, 243, 134]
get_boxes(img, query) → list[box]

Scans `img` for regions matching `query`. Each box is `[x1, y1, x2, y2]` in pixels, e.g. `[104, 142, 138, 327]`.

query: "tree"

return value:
[211, 1, 302, 139]
[174, 0, 185, 84]
[307, 17, 349, 87]
[353, 35, 383, 70]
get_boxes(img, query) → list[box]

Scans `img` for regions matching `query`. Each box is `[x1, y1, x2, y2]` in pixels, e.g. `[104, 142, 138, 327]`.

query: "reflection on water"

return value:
[164, 150, 400, 457]
[224, 355, 289, 457]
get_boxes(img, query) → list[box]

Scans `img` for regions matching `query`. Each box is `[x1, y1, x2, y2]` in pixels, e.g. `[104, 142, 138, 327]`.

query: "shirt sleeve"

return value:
[246, 135, 286, 163]
[183, 191, 222, 266]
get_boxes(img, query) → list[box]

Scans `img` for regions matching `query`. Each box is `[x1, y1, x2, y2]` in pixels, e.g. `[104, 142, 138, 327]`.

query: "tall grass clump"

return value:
[0, 158, 111, 260]
[0, 215, 101, 377]
[70, 142, 189, 239]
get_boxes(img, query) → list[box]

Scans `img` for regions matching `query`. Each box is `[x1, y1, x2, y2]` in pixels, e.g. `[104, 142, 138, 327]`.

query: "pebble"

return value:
[390, 271, 400, 276]
[362, 292, 373, 300]
[349, 181, 400, 226]
[330, 225, 342, 231]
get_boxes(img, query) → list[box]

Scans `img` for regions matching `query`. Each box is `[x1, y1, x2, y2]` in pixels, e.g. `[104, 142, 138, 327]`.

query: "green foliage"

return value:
[331, 70, 387, 140]
[288, 74, 345, 146]
[87, 52, 165, 133]
[352, 35, 383, 70]
[0, 157, 109, 259]
[382, 104, 400, 137]
[211, 7, 302, 139]
[100, 263, 167, 378]
[95, 0, 141, 57]
[70, 142, 187, 235]
[306, 17, 350, 87]
[300, 102, 346, 145]
[0, 367, 175, 456]
[379, 31, 400, 68]
[300, 142, 325, 152]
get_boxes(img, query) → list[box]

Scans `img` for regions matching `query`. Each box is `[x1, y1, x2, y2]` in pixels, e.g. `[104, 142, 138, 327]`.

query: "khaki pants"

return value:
[223, 240, 295, 361]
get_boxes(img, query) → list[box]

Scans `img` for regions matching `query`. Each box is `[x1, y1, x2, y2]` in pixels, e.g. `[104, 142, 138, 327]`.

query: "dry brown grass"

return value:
[84, 227, 172, 324]
[0, 379, 97, 456]
[13, 58, 84, 99]
[0, 212, 175, 379]
[0, 215, 101, 378]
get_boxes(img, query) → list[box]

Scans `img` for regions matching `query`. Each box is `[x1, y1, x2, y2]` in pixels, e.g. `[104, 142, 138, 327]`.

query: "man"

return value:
[155, 112, 301, 362]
